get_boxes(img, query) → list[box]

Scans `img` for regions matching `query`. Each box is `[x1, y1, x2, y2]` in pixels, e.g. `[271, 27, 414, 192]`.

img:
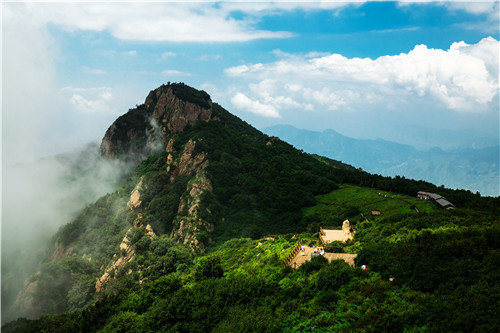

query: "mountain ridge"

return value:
[263, 124, 499, 196]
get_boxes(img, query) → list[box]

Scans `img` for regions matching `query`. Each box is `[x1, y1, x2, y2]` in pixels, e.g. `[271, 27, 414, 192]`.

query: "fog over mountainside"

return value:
[1, 143, 131, 323]
[263, 125, 499, 196]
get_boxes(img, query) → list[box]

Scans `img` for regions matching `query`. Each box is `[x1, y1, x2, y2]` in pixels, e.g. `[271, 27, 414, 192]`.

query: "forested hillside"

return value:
[3, 83, 499, 332]
[264, 124, 499, 196]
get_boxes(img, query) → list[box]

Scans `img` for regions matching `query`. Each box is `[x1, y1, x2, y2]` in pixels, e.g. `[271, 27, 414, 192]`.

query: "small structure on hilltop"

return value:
[320, 220, 354, 245]
[286, 239, 357, 268]
[417, 191, 455, 209]
[371, 210, 381, 215]
[285, 221, 358, 269]
[342, 219, 351, 234]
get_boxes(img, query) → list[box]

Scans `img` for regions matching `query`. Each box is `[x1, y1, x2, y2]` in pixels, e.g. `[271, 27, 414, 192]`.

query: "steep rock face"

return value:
[51, 242, 74, 261]
[100, 83, 212, 160]
[101, 83, 216, 251]
[171, 171, 213, 251]
[165, 138, 214, 251]
[127, 178, 144, 211]
[96, 136, 214, 291]
[95, 230, 136, 293]
[96, 200, 157, 292]
[145, 85, 212, 135]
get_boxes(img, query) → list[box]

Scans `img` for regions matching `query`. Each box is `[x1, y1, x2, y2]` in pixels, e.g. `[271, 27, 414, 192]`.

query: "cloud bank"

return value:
[226, 37, 499, 117]
[3, 2, 294, 42]
[16, 1, 496, 44]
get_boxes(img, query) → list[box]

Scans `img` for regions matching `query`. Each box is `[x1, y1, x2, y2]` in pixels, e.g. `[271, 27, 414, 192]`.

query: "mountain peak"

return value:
[145, 82, 212, 110]
[100, 83, 213, 160]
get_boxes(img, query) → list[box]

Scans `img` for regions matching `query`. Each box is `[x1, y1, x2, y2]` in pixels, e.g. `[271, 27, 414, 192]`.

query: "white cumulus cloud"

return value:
[64, 87, 117, 114]
[444, 1, 497, 15]
[231, 92, 281, 118]
[225, 37, 499, 113]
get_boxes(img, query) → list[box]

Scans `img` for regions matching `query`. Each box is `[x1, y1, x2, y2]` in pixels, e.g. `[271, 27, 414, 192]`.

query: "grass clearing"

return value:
[303, 185, 437, 228]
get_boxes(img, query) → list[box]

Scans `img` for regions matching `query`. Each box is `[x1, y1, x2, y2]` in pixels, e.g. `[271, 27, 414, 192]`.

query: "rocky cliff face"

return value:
[100, 82, 217, 249]
[95, 133, 215, 291]
[10, 83, 219, 316]
[100, 83, 213, 160]
[166, 139, 214, 250]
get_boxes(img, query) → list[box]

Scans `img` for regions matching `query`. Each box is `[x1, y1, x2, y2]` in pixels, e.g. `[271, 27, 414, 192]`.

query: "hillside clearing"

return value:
[303, 185, 437, 229]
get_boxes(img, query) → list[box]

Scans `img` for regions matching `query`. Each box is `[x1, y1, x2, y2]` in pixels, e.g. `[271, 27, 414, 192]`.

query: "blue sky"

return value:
[3, 1, 499, 163]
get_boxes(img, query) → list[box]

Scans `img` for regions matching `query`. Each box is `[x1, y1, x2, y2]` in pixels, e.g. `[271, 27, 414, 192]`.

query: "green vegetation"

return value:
[4, 84, 499, 331]
[6, 201, 499, 332]
[171, 103, 339, 243]
[109, 105, 149, 143]
[142, 171, 190, 235]
[5, 185, 499, 332]
[303, 185, 437, 231]
[170, 82, 211, 109]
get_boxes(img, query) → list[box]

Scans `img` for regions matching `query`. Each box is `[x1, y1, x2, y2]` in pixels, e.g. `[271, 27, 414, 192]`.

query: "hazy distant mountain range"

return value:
[263, 125, 499, 196]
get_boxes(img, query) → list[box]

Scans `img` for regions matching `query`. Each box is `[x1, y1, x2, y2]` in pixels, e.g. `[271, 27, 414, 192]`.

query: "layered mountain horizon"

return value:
[263, 124, 499, 196]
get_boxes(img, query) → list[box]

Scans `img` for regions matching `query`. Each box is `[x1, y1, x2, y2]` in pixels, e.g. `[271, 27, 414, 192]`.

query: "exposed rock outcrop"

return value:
[173, 139, 208, 177]
[11, 275, 42, 320]
[100, 83, 213, 160]
[342, 219, 352, 235]
[145, 85, 212, 135]
[96, 193, 156, 292]
[100, 83, 216, 255]
[165, 138, 214, 251]
[51, 242, 74, 260]
[97, 132, 215, 290]
[127, 178, 144, 211]
[171, 170, 214, 251]
[95, 229, 136, 293]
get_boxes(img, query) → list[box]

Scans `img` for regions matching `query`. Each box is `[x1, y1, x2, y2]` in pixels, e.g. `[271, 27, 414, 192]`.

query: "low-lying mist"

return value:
[1, 142, 131, 323]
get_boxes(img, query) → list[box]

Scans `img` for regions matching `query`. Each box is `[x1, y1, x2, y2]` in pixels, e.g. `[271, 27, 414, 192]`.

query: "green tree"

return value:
[194, 256, 224, 281]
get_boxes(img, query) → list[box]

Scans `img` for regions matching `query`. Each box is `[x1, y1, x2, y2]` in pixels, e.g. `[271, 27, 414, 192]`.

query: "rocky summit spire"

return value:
[100, 83, 213, 160]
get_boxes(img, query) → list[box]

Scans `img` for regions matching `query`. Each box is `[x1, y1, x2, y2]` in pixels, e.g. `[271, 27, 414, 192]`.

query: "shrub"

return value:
[218, 238, 252, 250]
[128, 227, 145, 245]
[149, 236, 174, 256]
[100, 311, 144, 333]
[313, 260, 354, 292]
[300, 255, 328, 274]
[135, 235, 151, 253]
[194, 256, 224, 281]
[325, 241, 344, 253]
[212, 305, 280, 332]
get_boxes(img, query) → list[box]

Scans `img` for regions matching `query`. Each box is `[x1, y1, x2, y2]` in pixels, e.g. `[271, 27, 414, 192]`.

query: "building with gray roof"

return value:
[417, 191, 455, 209]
